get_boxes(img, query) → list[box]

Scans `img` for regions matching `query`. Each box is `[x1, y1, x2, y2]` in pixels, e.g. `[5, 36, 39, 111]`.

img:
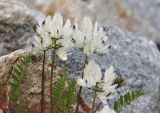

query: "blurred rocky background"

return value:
[0, 0, 160, 113]
[1, 0, 160, 56]
[18, 0, 160, 46]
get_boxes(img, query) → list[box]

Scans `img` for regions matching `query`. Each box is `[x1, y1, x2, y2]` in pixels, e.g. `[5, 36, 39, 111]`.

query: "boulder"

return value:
[122, 0, 160, 45]
[0, 49, 61, 112]
[0, 0, 45, 56]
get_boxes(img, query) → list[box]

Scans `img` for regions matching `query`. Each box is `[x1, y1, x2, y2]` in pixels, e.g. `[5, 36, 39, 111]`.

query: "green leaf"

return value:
[10, 82, 19, 89]
[14, 68, 21, 76]
[52, 76, 77, 112]
[16, 106, 27, 113]
[9, 92, 19, 101]
[52, 76, 66, 105]
[113, 90, 144, 112]
[9, 55, 31, 102]
[12, 73, 21, 83]
[114, 101, 119, 112]
[119, 95, 124, 106]
[113, 77, 126, 88]
[16, 64, 24, 72]
[65, 79, 76, 109]
[131, 91, 135, 100]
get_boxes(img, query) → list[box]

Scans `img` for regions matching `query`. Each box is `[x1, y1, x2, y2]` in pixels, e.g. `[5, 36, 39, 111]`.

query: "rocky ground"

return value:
[0, 0, 160, 113]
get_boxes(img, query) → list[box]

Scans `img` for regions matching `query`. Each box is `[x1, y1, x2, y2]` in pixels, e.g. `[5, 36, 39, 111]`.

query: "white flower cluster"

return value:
[77, 60, 117, 113]
[73, 17, 109, 56]
[32, 13, 109, 60]
[32, 13, 74, 60]
[32, 12, 116, 113]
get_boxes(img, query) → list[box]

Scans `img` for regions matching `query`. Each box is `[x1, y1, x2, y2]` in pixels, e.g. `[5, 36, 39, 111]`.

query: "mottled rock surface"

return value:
[0, 49, 61, 112]
[0, 0, 45, 56]
[122, 0, 160, 45]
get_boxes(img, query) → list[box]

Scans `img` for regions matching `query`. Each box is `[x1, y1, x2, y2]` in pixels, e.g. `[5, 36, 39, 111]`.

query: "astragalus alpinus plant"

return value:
[31, 12, 144, 113]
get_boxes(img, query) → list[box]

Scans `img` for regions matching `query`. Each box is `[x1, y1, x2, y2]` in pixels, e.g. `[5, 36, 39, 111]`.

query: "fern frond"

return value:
[52, 76, 66, 106]
[65, 79, 76, 109]
[9, 55, 31, 102]
[114, 90, 144, 112]
[52, 75, 77, 113]
[15, 106, 27, 113]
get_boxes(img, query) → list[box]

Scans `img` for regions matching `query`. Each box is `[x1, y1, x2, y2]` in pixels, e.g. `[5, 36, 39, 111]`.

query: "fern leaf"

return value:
[65, 79, 76, 109]
[9, 55, 31, 102]
[10, 82, 19, 89]
[114, 90, 144, 112]
[52, 76, 66, 105]
[9, 91, 19, 101]
[52, 76, 77, 113]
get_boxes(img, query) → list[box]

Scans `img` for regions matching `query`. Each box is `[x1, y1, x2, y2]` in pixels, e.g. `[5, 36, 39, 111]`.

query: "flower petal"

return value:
[56, 47, 68, 61]
[77, 78, 86, 87]
[84, 60, 102, 87]
[104, 66, 116, 85]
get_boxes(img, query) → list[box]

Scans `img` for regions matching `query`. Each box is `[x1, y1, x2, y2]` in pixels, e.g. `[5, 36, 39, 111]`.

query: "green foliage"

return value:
[52, 76, 66, 106]
[15, 106, 27, 113]
[47, 11, 53, 16]
[114, 90, 144, 112]
[113, 77, 126, 88]
[52, 75, 77, 113]
[64, 79, 77, 109]
[9, 55, 31, 102]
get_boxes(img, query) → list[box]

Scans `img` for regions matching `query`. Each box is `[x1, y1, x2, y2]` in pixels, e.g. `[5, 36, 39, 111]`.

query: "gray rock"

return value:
[56, 26, 160, 113]
[0, 0, 45, 56]
[0, 49, 62, 112]
[122, 0, 160, 45]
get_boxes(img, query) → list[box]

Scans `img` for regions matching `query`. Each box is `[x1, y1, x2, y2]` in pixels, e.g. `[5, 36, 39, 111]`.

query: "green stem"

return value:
[75, 55, 88, 113]
[92, 91, 97, 113]
[50, 49, 56, 113]
[94, 93, 111, 113]
[94, 102, 102, 113]
[41, 50, 46, 113]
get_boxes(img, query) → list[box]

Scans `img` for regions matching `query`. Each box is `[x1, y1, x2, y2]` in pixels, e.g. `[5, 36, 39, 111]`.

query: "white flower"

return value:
[98, 66, 117, 103]
[32, 36, 43, 51]
[97, 105, 116, 113]
[77, 60, 117, 103]
[73, 17, 109, 56]
[77, 60, 102, 87]
[56, 47, 68, 61]
[32, 25, 53, 51]
[33, 12, 74, 60]
[42, 13, 73, 41]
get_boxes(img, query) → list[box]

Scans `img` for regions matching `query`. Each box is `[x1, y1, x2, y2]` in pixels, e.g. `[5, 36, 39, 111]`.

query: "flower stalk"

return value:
[92, 90, 97, 113]
[41, 50, 46, 113]
[50, 38, 57, 113]
[50, 49, 56, 113]
[94, 102, 102, 113]
[75, 55, 88, 113]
